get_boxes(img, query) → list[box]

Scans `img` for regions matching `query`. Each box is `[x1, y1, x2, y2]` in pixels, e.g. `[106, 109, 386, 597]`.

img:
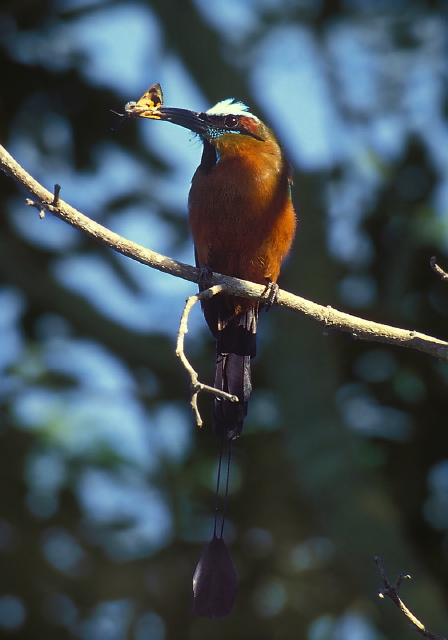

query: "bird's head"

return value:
[141, 98, 279, 158]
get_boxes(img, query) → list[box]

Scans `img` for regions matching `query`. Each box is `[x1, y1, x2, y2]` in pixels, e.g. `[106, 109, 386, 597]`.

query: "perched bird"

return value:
[127, 90, 296, 618]
[142, 96, 296, 440]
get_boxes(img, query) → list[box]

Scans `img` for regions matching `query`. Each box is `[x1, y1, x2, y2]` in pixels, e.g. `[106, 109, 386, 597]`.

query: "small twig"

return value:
[176, 286, 239, 427]
[52, 183, 61, 206]
[375, 556, 447, 640]
[430, 256, 448, 282]
[25, 197, 46, 218]
[26, 184, 60, 219]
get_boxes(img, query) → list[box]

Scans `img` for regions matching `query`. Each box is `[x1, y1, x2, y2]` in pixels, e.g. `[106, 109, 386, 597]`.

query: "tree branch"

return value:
[375, 556, 447, 640]
[2, 141, 448, 361]
[430, 256, 448, 282]
[176, 286, 238, 427]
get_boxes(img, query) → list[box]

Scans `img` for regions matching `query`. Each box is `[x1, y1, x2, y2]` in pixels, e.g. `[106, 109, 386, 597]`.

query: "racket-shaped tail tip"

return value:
[192, 535, 237, 619]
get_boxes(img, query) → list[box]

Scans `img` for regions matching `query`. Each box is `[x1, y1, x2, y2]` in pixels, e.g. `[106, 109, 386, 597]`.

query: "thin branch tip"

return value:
[430, 256, 448, 281]
[25, 197, 46, 218]
[53, 183, 61, 205]
[375, 556, 447, 640]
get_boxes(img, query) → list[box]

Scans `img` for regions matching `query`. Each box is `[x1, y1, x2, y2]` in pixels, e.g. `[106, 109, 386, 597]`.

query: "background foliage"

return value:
[1, 1, 448, 638]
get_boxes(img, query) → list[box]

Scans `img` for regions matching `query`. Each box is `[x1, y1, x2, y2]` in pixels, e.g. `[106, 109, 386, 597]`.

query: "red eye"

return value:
[224, 115, 239, 128]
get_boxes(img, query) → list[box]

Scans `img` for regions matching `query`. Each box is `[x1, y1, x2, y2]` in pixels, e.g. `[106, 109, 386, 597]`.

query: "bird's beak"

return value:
[140, 107, 208, 136]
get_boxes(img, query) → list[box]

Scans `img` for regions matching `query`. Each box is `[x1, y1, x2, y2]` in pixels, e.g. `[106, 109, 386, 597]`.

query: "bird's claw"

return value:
[262, 281, 279, 311]
[197, 264, 213, 286]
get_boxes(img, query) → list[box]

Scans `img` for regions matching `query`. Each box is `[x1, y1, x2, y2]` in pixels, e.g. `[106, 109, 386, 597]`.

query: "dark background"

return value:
[1, 1, 448, 638]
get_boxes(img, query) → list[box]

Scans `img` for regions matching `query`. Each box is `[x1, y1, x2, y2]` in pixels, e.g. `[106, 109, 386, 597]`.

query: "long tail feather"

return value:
[211, 304, 258, 440]
[193, 440, 236, 619]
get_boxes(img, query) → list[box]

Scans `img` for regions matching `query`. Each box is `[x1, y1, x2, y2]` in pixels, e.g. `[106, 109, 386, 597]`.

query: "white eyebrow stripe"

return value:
[205, 98, 257, 119]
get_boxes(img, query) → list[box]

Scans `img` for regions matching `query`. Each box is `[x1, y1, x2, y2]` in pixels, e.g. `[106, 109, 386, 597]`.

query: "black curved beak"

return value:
[143, 107, 208, 135]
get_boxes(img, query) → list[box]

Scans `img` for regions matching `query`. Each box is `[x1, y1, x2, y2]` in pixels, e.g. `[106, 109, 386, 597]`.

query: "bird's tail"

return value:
[212, 303, 258, 440]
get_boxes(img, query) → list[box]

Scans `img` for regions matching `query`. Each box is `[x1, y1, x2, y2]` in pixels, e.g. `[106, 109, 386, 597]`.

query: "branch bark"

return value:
[375, 556, 447, 640]
[2, 141, 448, 361]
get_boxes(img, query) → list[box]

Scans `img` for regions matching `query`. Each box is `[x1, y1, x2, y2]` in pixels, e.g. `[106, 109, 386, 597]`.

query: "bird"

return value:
[127, 90, 296, 617]
[141, 96, 297, 440]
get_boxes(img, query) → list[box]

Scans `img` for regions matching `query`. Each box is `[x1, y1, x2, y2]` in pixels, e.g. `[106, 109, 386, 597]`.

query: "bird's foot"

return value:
[197, 264, 213, 286]
[261, 280, 279, 311]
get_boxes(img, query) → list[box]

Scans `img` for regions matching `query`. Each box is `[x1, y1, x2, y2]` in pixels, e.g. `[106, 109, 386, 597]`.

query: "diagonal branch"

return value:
[375, 556, 447, 640]
[2, 141, 448, 361]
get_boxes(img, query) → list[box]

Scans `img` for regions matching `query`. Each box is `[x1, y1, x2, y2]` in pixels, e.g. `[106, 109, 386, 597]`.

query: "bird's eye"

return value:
[224, 115, 239, 128]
